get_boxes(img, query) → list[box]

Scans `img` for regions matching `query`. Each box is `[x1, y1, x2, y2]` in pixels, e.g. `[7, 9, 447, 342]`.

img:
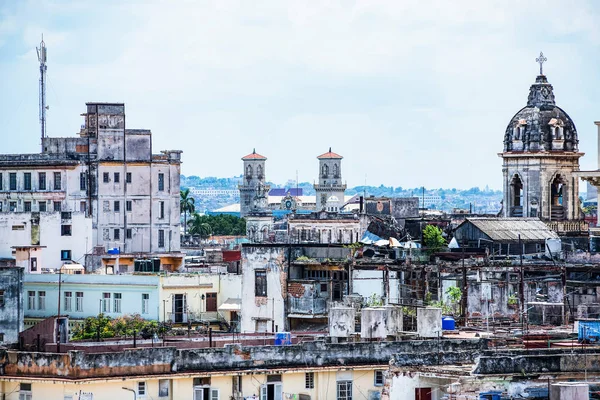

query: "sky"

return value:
[1, 0, 600, 190]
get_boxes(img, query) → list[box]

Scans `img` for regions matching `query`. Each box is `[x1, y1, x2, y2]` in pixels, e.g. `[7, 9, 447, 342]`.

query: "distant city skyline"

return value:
[1, 1, 600, 190]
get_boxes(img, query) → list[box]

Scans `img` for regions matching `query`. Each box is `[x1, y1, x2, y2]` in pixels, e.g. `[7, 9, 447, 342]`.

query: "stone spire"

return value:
[526, 75, 556, 108]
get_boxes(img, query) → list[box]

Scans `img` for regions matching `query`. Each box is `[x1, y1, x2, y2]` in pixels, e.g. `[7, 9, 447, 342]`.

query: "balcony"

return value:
[546, 220, 589, 236]
[288, 296, 328, 316]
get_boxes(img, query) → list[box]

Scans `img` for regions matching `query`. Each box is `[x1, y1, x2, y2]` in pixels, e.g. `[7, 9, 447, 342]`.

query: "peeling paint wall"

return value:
[240, 246, 287, 333]
[0, 267, 23, 344]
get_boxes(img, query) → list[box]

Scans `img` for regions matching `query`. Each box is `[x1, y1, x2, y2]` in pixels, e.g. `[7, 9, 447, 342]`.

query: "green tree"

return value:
[188, 213, 246, 236]
[180, 189, 196, 235]
[423, 225, 446, 253]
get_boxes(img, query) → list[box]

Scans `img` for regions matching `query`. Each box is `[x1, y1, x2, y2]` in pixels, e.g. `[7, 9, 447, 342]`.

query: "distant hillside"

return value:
[181, 175, 502, 213]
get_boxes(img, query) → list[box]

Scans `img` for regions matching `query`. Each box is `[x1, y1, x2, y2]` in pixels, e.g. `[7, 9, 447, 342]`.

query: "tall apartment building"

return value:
[0, 102, 182, 271]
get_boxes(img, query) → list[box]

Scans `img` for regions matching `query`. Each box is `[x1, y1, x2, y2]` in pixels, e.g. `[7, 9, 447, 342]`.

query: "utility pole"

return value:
[461, 240, 467, 327]
[56, 267, 62, 353]
[519, 234, 525, 337]
[36, 35, 48, 148]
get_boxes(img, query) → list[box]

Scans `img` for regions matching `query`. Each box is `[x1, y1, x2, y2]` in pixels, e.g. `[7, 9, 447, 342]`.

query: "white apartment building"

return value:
[0, 102, 183, 271]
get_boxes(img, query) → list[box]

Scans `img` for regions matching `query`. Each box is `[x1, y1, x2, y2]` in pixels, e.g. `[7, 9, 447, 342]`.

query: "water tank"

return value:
[361, 307, 387, 339]
[274, 332, 291, 346]
[442, 316, 456, 331]
[329, 306, 356, 338]
[417, 307, 442, 338]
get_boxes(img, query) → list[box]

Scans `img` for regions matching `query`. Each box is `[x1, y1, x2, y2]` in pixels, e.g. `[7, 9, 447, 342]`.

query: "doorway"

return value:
[173, 294, 187, 323]
[206, 292, 217, 312]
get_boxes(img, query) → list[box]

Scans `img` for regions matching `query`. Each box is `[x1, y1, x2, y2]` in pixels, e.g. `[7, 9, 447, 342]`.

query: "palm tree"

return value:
[188, 213, 212, 238]
[180, 189, 195, 235]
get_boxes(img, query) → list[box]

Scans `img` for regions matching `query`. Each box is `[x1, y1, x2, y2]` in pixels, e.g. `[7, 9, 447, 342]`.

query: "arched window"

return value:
[322, 164, 329, 178]
[333, 164, 339, 178]
[510, 174, 523, 217]
[246, 165, 253, 178]
[257, 164, 263, 180]
[550, 175, 565, 220]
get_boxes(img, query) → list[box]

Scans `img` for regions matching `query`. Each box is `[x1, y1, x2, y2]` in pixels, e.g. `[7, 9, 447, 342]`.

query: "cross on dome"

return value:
[536, 51, 547, 75]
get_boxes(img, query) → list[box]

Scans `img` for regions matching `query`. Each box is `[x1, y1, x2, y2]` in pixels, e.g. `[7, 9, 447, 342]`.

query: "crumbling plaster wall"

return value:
[240, 246, 287, 333]
[0, 267, 23, 344]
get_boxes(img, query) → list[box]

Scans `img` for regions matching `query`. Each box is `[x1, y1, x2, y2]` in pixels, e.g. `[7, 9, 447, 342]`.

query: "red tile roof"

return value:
[242, 149, 267, 160]
[317, 147, 343, 159]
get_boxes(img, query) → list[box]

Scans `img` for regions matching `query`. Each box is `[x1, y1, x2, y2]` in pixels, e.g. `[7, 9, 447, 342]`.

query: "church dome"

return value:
[503, 74, 578, 153]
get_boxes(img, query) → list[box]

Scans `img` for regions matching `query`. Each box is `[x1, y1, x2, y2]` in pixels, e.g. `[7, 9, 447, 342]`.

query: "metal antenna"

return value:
[36, 34, 48, 145]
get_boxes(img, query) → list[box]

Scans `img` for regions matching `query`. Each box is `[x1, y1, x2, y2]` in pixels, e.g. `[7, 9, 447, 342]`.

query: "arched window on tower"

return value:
[246, 165, 253, 181]
[333, 164, 339, 179]
[257, 165, 263, 180]
[550, 175, 565, 220]
[510, 174, 523, 217]
[322, 164, 329, 178]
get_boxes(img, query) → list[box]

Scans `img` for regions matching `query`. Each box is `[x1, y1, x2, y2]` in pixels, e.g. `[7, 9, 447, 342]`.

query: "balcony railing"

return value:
[546, 220, 589, 235]
[288, 297, 328, 315]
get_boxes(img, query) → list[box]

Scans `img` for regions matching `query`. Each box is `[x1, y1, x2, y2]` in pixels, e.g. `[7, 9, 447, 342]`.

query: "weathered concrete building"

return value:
[0, 102, 183, 271]
[0, 211, 91, 271]
[287, 210, 368, 244]
[500, 59, 583, 223]
[0, 338, 485, 400]
[0, 266, 23, 344]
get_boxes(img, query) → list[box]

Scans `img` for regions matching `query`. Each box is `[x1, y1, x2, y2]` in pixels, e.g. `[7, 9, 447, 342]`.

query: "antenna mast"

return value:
[36, 35, 48, 144]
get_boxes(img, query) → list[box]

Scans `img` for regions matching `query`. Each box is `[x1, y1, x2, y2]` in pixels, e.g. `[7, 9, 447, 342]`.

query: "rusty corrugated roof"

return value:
[463, 217, 558, 242]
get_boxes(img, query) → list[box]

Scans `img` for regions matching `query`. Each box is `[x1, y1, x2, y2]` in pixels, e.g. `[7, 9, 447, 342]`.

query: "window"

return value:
[102, 293, 111, 313]
[64, 292, 72, 312]
[103, 200, 110, 211]
[0, 172, 2, 190]
[126, 228, 132, 239]
[38, 291, 46, 311]
[9, 202, 16, 212]
[114, 228, 120, 240]
[61, 250, 72, 261]
[53, 172, 61, 190]
[126, 200, 132, 212]
[80, 201, 86, 213]
[24, 201, 31, 212]
[61, 225, 72, 236]
[113, 293, 122, 313]
[158, 229, 165, 248]
[337, 381, 352, 400]
[38, 172, 46, 190]
[28, 291, 35, 310]
[126, 172, 132, 183]
[76, 292, 84, 312]
[30, 257, 37, 272]
[142, 293, 149, 314]
[24, 172, 32, 190]
[138, 382, 146, 397]
[54, 201, 61, 212]
[114, 172, 120, 183]
[255, 270, 267, 296]
[19, 383, 32, 400]
[305, 372, 315, 389]
[38, 201, 47, 212]
[159, 379, 169, 397]
[80, 172, 87, 190]
[9, 173, 16, 190]
[114, 201, 120, 212]
[374, 371, 384, 386]
[103, 172, 109, 183]
[0, 203, 2, 212]
[159, 201, 165, 219]
[158, 173, 164, 191]
[0, 290, 4, 307]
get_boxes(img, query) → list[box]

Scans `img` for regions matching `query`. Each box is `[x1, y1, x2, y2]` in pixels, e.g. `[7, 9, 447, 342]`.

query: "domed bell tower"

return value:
[500, 53, 583, 221]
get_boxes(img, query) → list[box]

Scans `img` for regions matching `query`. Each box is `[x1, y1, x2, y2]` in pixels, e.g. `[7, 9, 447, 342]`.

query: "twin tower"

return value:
[238, 148, 347, 217]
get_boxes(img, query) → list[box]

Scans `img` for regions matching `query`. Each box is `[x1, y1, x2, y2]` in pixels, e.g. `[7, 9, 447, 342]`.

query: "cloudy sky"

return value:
[1, 0, 599, 190]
